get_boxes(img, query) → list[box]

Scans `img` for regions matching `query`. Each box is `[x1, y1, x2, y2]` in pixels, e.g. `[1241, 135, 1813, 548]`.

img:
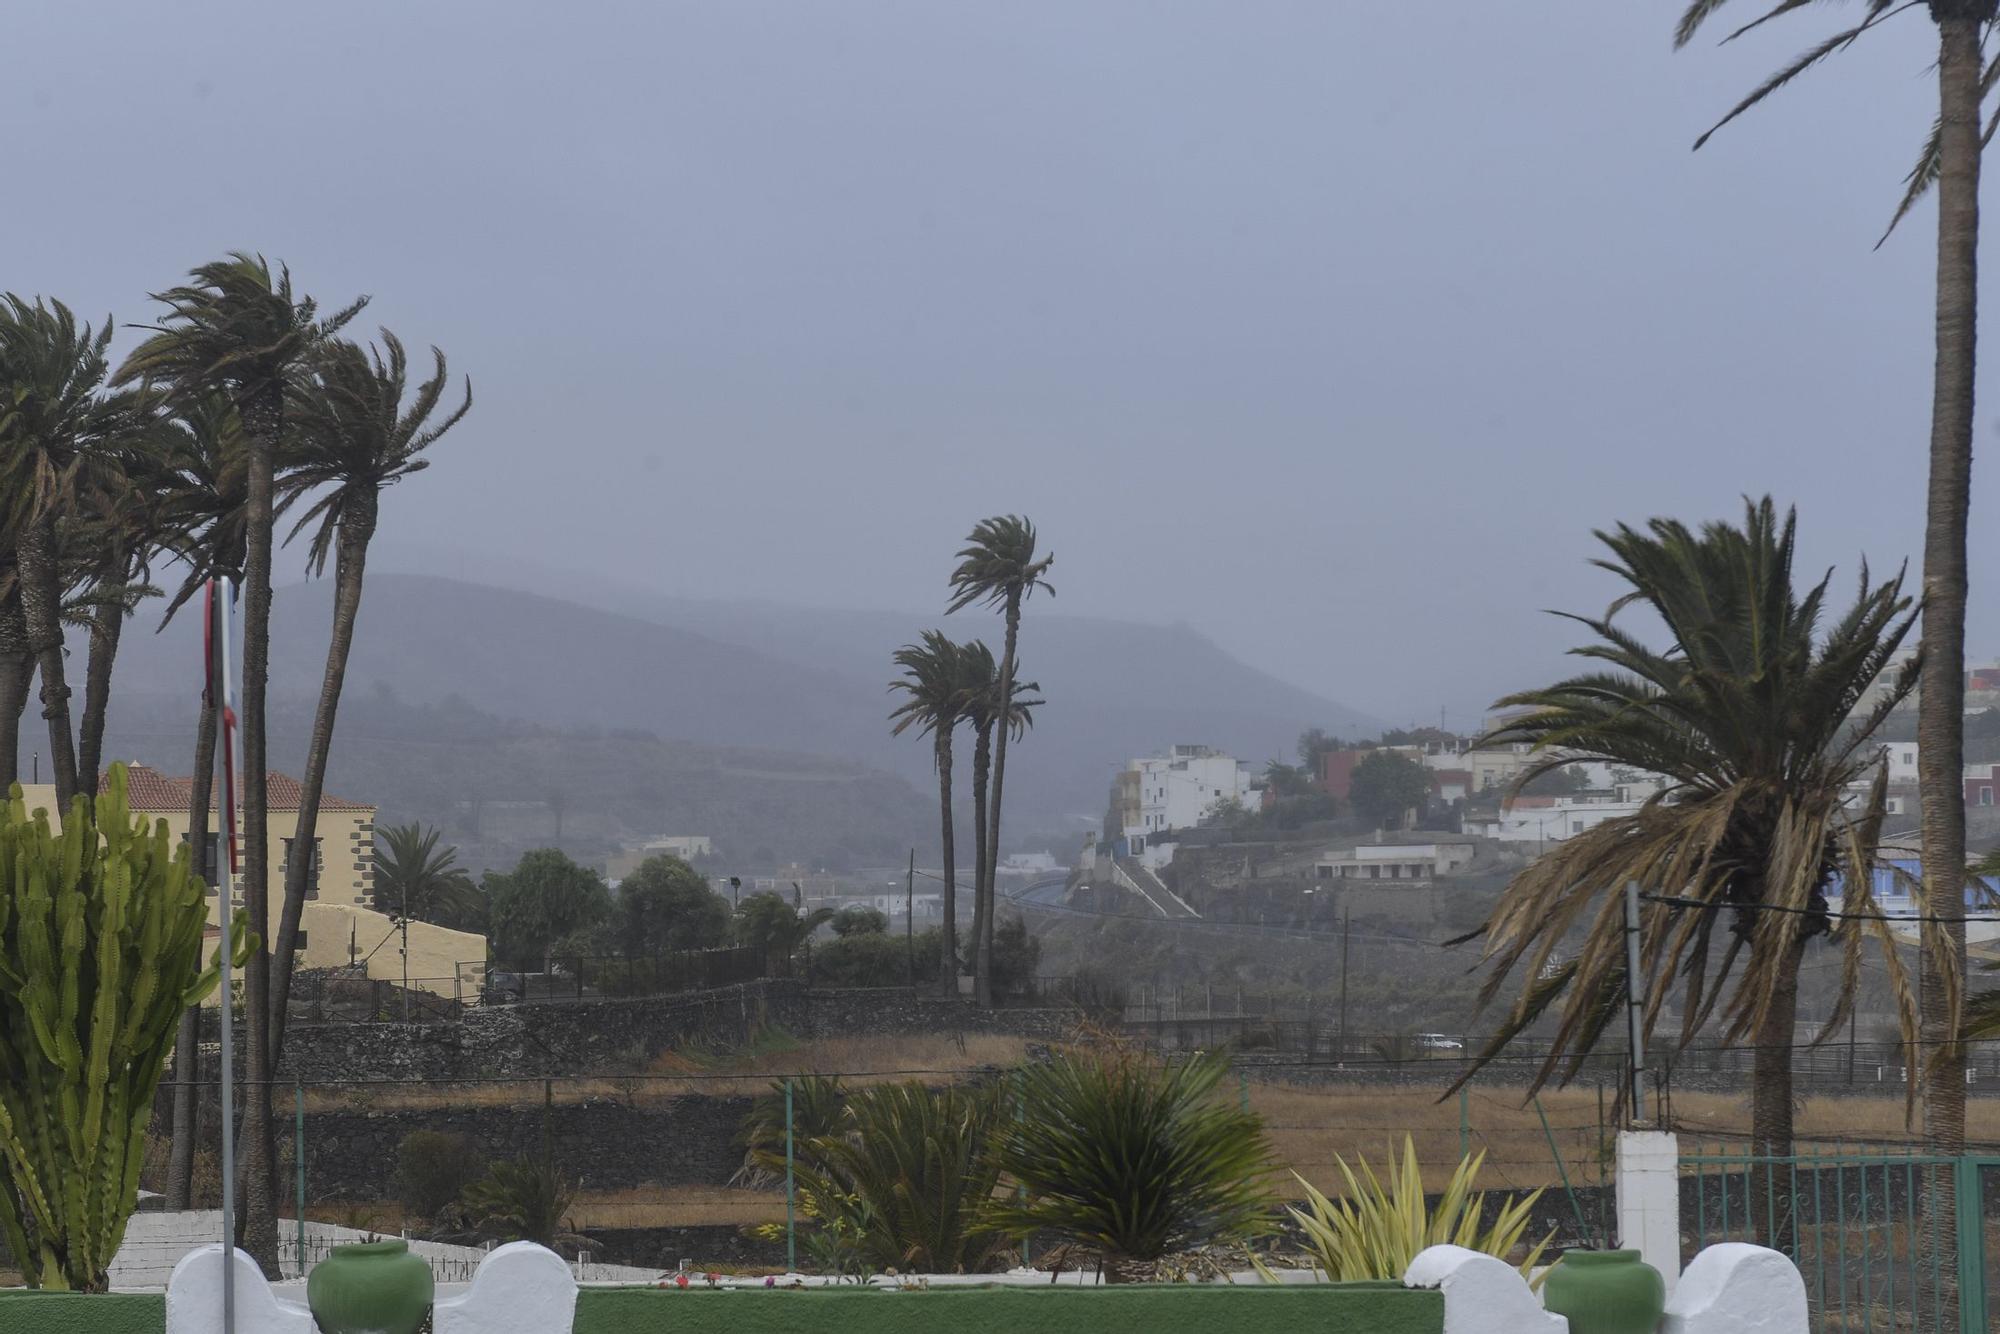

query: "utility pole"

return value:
[1622, 881, 1647, 1125]
[1338, 903, 1351, 1062]
[400, 876, 411, 1022]
[905, 849, 915, 987]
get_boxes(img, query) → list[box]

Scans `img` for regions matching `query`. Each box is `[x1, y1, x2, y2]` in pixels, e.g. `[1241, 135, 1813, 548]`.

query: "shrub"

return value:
[831, 905, 888, 937]
[1277, 1137, 1552, 1283]
[989, 1047, 1274, 1281]
[395, 1130, 485, 1220]
[810, 928, 942, 987]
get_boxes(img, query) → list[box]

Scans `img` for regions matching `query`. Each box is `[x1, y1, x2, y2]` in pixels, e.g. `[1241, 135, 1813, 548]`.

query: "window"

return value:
[179, 832, 223, 891]
[281, 837, 324, 898]
[1984, 788, 1995, 808]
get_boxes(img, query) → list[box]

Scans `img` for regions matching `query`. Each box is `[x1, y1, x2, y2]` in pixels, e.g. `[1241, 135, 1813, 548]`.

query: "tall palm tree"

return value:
[889, 632, 971, 995]
[0, 571, 26, 788]
[372, 822, 486, 933]
[1675, 2, 1995, 1291]
[1455, 499, 1922, 1252]
[116, 254, 367, 1268]
[0, 297, 122, 811]
[266, 333, 469, 1061]
[946, 516, 1052, 1005]
[958, 641, 1041, 1006]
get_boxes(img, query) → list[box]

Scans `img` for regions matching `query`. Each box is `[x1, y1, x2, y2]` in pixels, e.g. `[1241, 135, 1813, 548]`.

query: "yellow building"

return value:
[20, 764, 486, 1001]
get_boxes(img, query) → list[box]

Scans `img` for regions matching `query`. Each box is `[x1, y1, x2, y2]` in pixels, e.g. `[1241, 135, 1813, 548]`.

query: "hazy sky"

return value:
[12, 1, 1994, 728]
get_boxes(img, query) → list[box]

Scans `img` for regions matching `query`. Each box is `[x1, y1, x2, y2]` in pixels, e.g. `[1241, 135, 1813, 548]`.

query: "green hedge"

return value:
[572, 1284, 1444, 1334]
[0, 1291, 163, 1333]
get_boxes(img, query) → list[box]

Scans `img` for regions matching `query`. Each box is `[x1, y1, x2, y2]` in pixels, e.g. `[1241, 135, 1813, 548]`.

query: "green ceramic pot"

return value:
[1539, 1248, 1665, 1334]
[306, 1239, 434, 1334]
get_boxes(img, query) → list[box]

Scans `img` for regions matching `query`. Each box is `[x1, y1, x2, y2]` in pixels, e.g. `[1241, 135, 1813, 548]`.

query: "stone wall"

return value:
[302, 1094, 755, 1200]
[271, 982, 1078, 1083]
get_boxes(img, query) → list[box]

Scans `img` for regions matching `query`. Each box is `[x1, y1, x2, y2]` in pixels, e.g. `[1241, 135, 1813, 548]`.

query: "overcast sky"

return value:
[11, 1, 1993, 728]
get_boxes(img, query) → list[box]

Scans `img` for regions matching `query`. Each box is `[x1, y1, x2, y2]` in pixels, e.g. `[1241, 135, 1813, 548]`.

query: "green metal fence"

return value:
[1680, 1142, 1995, 1334]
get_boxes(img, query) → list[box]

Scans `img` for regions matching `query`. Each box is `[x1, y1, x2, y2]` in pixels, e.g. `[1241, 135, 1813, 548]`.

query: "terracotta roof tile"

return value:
[120, 764, 372, 813]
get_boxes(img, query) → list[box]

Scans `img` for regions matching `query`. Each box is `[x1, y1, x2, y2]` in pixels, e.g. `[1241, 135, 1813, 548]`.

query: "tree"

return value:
[831, 905, 889, 937]
[372, 823, 485, 933]
[989, 914, 1041, 993]
[733, 891, 833, 971]
[889, 631, 970, 995]
[1349, 749, 1430, 829]
[617, 854, 730, 955]
[1263, 759, 1314, 799]
[116, 254, 366, 1268]
[989, 1048, 1274, 1281]
[0, 581, 27, 789]
[1675, 4, 1993, 1309]
[947, 516, 1054, 1007]
[1518, 764, 1588, 797]
[956, 641, 1041, 1007]
[1296, 727, 1341, 775]
[485, 849, 611, 972]
[1454, 500, 1922, 1251]
[266, 331, 469, 1066]
[0, 297, 124, 812]
[0, 766, 245, 1289]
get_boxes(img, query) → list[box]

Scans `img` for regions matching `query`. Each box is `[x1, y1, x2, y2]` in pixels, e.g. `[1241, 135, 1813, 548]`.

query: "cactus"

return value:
[0, 763, 251, 1291]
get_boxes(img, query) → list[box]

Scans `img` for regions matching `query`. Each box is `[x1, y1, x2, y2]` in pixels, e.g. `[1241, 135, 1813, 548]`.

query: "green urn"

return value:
[306, 1239, 435, 1334]
[1539, 1248, 1665, 1334]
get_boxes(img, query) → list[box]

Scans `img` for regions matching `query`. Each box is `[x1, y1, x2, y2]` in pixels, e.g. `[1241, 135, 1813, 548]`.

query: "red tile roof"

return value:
[120, 764, 372, 813]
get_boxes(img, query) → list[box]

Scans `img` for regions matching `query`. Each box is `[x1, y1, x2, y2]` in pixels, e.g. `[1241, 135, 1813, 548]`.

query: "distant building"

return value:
[1315, 837, 1478, 882]
[607, 835, 713, 880]
[1466, 787, 1653, 846]
[19, 764, 482, 1000]
[1969, 763, 2000, 809]
[1124, 745, 1255, 838]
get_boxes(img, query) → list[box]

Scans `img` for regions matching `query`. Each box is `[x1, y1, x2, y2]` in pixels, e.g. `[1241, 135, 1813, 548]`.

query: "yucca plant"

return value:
[462, 1156, 589, 1254]
[734, 1073, 847, 1186]
[1273, 1137, 1553, 1286]
[988, 1048, 1275, 1282]
[791, 1081, 1008, 1274]
[0, 765, 251, 1289]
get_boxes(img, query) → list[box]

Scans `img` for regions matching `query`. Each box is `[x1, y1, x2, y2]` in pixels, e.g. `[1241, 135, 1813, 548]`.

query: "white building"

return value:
[1468, 788, 1654, 846]
[1315, 838, 1478, 882]
[1125, 745, 1256, 838]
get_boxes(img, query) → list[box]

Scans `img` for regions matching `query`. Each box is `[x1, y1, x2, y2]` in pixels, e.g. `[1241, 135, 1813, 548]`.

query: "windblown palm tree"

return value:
[958, 641, 1041, 1007]
[947, 516, 1052, 1006]
[0, 569, 26, 788]
[0, 297, 123, 810]
[116, 254, 367, 1267]
[889, 632, 972, 995]
[373, 823, 486, 933]
[265, 333, 469, 1061]
[1456, 499, 1924, 1251]
[1675, 0, 1996, 1255]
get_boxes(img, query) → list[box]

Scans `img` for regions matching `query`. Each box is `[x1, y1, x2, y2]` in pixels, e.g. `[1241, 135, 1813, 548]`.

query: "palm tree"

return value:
[1455, 499, 1923, 1252]
[265, 333, 469, 1061]
[1675, 1, 1994, 1287]
[989, 1047, 1273, 1281]
[957, 642, 1040, 1007]
[116, 254, 367, 1268]
[0, 572, 26, 788]
[792, 1081, 1009, 1274]
[0, 297, 122, 811]
[372, 823, 486, 932]
[889, 632, 971, 995]
[947, 516, 1052, 1005]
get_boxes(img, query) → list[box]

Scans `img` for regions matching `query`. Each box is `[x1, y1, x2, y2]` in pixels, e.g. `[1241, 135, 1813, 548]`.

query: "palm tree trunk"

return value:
[167, 662, 221, 1211]
[936, 730, 959, 996]
[77, 557, 129, 799]
[969, 720, 993, 1003]
[1749, 936, 1805, 1256]
[0, 590, 30, 789]
[980, 602, 1023, 1009]
[269, 498, 375, 1068]
[235, 384, 281, 1269]
[15, 518, 79, 809]
[1918, 10, 1986, 1328]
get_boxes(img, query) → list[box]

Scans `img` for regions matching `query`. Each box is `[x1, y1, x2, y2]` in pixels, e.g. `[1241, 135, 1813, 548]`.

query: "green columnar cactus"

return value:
[0, 763, 250, 1291]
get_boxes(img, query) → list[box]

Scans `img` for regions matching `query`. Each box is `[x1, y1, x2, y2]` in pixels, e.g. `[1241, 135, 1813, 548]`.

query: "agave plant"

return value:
[790, 1081, 1007, 1274]
[1276, 1137, 1553, 1285]
[734, 1073, 847, 1186]
[462, 1157, 591, 1255]
[988, 1047, 1274, 1281]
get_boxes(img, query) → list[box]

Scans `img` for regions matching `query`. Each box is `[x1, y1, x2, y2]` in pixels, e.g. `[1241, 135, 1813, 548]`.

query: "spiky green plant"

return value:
[735, 1073, 847, 1186]
[988, 1047, 1274, 1281]
[1272, 1137, 1553, 1285]
[0, 764, 250, 1290]
[791, 1081, 1008, 1274]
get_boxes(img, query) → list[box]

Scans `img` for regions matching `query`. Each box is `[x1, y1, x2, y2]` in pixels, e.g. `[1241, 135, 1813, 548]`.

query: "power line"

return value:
[1643, 892, 2000, 925]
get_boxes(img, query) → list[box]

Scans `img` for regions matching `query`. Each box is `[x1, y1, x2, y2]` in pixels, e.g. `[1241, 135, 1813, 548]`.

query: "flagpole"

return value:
[213, 579, 239, 1334]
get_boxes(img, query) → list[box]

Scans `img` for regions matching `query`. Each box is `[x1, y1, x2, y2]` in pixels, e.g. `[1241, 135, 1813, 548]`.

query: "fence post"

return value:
[1954, 1155, 1985, 1334]
[1615, 1128, 1682, 1291]
[294, 1080, 307, 1278]
[1459, 1086, 1469, 1162]
[784, 1078, 797, 1273]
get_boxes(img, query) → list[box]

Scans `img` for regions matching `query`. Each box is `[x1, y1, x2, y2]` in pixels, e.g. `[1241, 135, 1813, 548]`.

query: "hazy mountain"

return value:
[93, 572, 1380, 850]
